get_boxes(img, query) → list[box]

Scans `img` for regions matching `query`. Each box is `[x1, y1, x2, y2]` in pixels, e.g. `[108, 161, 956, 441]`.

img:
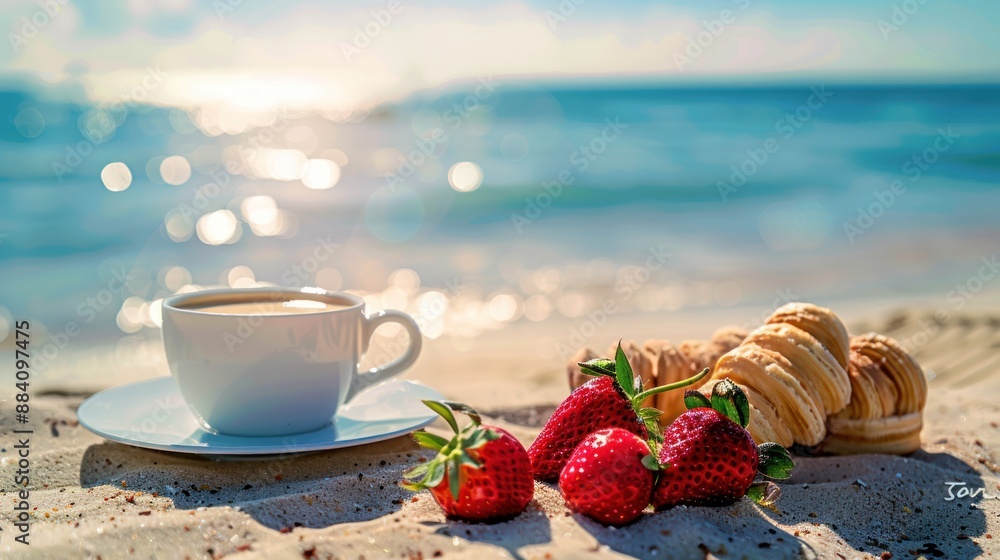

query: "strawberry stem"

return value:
[631, 367, 709, 405]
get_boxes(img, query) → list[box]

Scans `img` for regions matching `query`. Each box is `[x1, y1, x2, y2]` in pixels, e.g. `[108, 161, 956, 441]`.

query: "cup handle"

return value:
[346, 309, 423, 401]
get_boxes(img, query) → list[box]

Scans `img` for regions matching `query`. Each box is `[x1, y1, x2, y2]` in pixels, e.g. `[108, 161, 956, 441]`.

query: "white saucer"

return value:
[77, 377, 442, 456]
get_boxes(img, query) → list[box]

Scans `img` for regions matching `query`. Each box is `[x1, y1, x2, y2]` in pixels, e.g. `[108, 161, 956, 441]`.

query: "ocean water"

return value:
[1, 81, 998, 386]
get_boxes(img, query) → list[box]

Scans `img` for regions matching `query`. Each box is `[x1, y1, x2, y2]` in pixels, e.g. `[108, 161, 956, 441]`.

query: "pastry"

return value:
[766, 302, 850, 370]
[743, 323, 851, 415]
[711, 344, 827, 446]
[823, 333, 927, 455]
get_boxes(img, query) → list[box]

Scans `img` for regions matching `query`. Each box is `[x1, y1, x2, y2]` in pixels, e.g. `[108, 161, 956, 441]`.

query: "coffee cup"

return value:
[160, 287, 422, 437]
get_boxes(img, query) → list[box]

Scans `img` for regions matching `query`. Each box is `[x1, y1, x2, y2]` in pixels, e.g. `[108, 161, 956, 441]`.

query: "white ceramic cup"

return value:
[160, 287, 422, 437]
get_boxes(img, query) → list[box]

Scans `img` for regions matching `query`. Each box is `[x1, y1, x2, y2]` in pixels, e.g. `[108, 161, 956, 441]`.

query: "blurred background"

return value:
[1, 1, 998, 392]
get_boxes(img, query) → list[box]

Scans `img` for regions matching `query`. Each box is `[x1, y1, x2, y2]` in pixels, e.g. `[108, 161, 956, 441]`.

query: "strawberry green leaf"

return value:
[710, 378, 750, 428]
[456, 451, 479, 469]
[448, 460, 462, 499]
[641, 454, 661, 471]
[644, 417, 663, 443]
[757, 442, 794, 479]
[411, 430, 450, 451]
[426, 461, 446, 488]
[638, 407, 663, 441]
[402, 462, 431, 480]
[442, 400, 484, 426]
[579, 358, 616, 377]
[683, 390, 712, 410]
[423, 400, 459, 433]
[461, 427, 501, 450]
[614, 341, 636, 399]
[638, 407, 663, 420]
[747, 481, 781, 513]
[402, 459, 446, 491]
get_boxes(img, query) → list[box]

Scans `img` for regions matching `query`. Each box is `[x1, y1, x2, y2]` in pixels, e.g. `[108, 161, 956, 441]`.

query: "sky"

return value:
[2, 0, 998, 109]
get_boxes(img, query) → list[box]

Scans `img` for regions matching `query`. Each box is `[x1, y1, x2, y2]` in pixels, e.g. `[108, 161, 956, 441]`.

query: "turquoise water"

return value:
[1, 82, 998, 366]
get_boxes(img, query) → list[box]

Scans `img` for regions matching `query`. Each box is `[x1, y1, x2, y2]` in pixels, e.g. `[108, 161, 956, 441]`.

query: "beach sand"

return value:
[2, 306, 999, 559]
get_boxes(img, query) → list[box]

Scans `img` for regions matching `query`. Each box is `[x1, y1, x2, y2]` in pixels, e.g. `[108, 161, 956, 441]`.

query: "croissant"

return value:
[707, 303, 850, 447]
[822, 333, 927, 455]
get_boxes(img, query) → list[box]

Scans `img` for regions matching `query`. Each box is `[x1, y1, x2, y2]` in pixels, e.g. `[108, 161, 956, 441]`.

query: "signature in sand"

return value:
[944, 482, 999, 501]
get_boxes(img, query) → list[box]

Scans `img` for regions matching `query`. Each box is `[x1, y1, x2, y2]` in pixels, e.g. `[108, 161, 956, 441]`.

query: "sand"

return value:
[2, 306, 999, 559]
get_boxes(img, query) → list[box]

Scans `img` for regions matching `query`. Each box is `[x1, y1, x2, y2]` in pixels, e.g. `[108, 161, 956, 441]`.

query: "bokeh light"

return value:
[240, 195, 278, 225]
[267, 149, 307, 181]
[145, 156, 166, 184]
[226, 265, 256, 288]
[488, 293, 519, 322]
[160, 155, 192, 185]
[164, 209, 195, 242]
[448, 161, 483, 192]
[389, 268, 421, 294]
[169, 109, 197, 134]
[14, 108, 45, 138]
[100, 162, 133, 192]
[196, 209, 240, 245]
[79, 109, 120, 143]
[300, 159, 341, 190]
[158, 265, 192, 291]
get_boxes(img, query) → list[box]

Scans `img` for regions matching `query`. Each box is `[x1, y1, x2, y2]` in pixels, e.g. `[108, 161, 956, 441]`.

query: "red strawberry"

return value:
[559, 428, 658, 526]
[402, 400, 534, 522]
[652, 379, 794, 509]
[529, 343, 708, 481]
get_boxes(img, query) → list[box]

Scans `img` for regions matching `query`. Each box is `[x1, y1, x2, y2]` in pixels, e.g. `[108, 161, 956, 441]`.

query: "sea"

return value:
[1, 80, 998, 388]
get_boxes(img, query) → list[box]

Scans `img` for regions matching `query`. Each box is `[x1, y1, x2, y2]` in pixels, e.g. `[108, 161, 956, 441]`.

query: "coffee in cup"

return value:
[160, 287, 422, 437]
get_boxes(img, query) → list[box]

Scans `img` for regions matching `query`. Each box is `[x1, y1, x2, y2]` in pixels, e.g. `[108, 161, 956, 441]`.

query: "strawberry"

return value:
[652, 379, 794, 509]
[529, 342, 708, 481]
[402, 400, 534, 522]
[559, 427, 659, 526]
